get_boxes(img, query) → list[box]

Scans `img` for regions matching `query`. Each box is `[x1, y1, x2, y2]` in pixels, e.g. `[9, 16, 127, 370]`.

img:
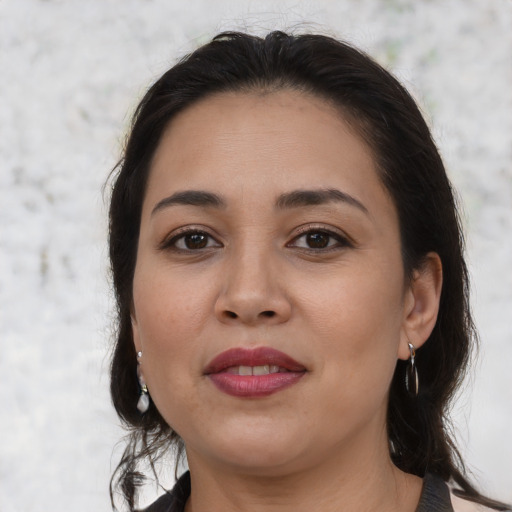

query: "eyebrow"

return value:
[151, 187, 368, 216]
[275, 188, 368, 214]
[151, 190, 226, 216]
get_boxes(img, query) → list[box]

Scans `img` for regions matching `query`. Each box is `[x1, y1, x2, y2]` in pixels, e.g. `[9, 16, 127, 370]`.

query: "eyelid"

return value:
[158, 225, 223, 251]
[287, 224, 354, 249]
[158, 223, 353, 252]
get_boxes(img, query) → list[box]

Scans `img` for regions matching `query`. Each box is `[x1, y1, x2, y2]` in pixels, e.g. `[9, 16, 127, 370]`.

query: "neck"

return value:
[184, 427, 422, 512]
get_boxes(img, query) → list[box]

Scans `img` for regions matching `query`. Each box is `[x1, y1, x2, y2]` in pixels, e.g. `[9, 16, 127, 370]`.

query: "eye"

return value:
[162, 229, 222, 251]
[288, 228, 351, 251]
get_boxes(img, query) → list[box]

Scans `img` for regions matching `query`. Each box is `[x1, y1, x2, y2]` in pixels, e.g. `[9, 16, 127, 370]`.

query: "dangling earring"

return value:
[405, 342, 419, 397]
[136, 351, 150, 413]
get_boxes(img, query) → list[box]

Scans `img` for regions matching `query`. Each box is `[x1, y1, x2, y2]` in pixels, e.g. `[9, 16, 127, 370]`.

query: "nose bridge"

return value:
[231, 243, 272, 296]
[215, 234, 290, 324]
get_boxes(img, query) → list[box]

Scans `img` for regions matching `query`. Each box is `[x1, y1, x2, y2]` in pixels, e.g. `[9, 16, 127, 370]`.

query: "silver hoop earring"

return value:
[405, 342, 419, 398]
[136, 351, 150, 413]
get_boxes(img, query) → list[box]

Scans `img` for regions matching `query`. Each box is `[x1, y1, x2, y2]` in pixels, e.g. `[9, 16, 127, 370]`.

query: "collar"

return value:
[142, 471, 454, 512]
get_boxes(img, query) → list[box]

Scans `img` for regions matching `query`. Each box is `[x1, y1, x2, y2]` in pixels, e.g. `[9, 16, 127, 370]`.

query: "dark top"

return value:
[142, 471, 455, 512]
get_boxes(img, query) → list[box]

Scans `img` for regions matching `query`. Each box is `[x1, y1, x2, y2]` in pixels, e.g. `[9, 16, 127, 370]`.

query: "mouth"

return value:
[204, 347, 307, 398]
[223, 364, 291, 375]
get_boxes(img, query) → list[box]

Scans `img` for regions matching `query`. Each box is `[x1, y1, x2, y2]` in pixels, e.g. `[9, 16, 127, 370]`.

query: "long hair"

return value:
[108, 31, 509, 510]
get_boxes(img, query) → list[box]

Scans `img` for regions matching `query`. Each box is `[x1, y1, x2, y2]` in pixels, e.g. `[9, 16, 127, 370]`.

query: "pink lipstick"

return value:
[204, 347, 306, 398]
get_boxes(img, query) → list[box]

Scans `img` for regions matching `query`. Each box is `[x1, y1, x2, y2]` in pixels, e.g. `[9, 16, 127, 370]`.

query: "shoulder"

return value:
[141, 492, 174, 512]
[419, 474, 511, 512]
[451, 493, 488, 512]
[450, 491, 511, 512]
[139, 471, 191, 512]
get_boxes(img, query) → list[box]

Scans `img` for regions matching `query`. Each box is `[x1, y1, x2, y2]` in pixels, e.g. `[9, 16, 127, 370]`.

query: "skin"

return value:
[131, 89, 443, 512]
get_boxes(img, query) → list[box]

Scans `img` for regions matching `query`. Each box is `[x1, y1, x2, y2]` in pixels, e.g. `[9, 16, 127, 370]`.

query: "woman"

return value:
[108, 31, 510, 512]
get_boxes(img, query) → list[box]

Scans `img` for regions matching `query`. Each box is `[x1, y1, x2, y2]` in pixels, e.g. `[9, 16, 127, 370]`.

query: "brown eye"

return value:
[288, 228, 351, 251]
[184, 233, 208, 249]
[306, 232, 330, 249]
[163, 230, 222, 251]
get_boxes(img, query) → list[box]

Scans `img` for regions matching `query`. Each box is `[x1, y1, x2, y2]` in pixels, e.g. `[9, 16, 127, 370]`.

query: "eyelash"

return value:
[160, 228, 222, 252]
[287, 226, 353, 251]
[160, 226, 353, 253]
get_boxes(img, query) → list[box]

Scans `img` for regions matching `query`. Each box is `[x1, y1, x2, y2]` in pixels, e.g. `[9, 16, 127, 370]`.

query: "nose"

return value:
[214, 248, 292, 326]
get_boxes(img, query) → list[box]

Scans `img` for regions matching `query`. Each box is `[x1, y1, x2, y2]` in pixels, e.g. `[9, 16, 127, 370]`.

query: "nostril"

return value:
[220, 310, 277, 321]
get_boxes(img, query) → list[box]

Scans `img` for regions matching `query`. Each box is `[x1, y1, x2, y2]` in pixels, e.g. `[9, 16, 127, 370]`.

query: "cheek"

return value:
[300, 260, 404, 341]
[131, 265, 215, 394]
[297, 261, 404, 396]
[133, 262, 213, 338]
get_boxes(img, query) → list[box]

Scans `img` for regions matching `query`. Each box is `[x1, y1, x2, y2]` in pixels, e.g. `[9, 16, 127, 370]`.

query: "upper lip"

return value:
[204, 347, 306, 374]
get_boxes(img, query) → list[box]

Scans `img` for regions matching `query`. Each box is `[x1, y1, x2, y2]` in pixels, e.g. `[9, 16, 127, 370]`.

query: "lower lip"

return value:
[208, 372, 305, 397]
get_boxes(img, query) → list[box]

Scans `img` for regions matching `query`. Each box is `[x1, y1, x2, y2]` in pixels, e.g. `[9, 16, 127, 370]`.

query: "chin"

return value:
[187, 421, 308, 475]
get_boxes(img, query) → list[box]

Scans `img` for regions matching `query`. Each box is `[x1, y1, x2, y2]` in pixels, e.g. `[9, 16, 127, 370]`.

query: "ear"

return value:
[398, 252, 443, 360]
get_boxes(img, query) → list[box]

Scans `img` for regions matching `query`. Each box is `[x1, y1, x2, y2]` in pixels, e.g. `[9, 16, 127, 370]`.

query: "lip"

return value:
[204, 347, 307, 398]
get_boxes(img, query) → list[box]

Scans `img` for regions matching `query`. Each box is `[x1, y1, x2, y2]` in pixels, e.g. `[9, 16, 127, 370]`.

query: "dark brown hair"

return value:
[108, 31, 510, 510]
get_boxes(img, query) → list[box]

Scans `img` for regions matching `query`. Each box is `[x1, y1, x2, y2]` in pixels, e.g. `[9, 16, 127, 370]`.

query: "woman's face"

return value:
[131, 90, 417, 475]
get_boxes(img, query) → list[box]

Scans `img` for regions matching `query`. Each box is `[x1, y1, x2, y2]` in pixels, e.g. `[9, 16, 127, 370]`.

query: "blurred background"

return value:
[0, 0, 511, 510]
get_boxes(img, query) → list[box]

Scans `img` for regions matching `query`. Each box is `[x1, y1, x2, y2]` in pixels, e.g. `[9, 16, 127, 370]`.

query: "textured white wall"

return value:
[1, 1, 511, 510]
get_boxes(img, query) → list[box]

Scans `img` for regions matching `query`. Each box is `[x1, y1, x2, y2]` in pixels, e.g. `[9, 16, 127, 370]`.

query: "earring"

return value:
[405, 342, 419, 398]
[136, 351, 150, 413]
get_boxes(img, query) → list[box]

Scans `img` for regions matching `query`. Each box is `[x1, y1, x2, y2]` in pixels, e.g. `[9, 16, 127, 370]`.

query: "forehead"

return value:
[144, 89, 390, 217]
